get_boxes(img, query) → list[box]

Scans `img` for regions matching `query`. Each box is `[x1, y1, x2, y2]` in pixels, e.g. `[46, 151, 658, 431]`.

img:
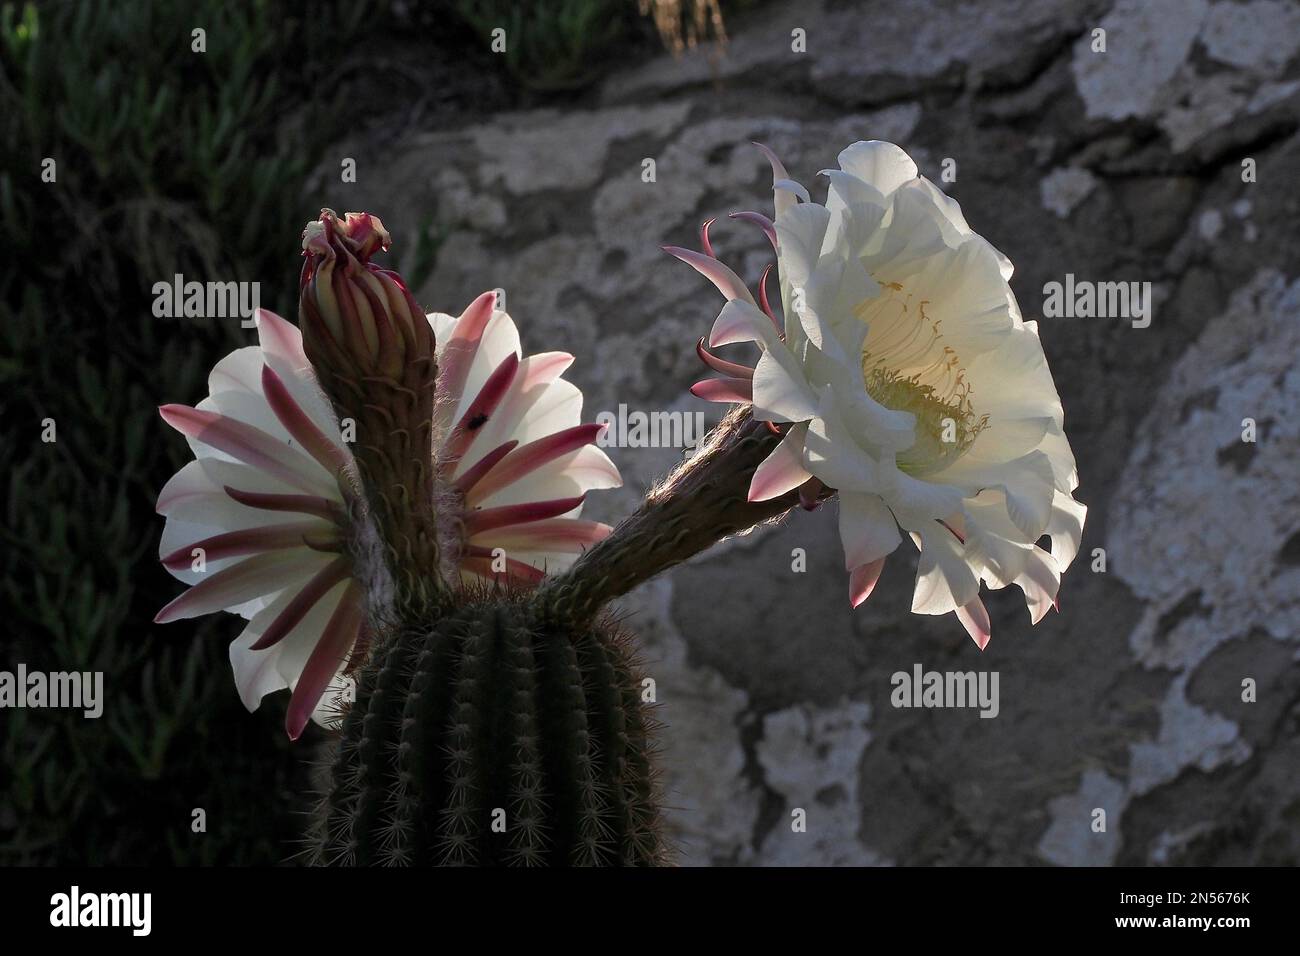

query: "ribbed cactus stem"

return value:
[309, 595, 667, 866]
[538, 406, 803, 627]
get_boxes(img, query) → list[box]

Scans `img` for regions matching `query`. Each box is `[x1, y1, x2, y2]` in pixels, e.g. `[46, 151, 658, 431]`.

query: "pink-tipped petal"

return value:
[437, 291, 498, 406]
[662, 245, 756, 305]
[285, 581, 363, 740]
[695, 337, 755, 378]
[699, 217, 717, 258]
[260, 364, 350, 478]
[161, 521, 330, 570]
[154, 551, 321, 624]
[223, 486, 343, 523]
[468, 423, 607, 504]
[757, 264, 782, 335]
[729, 211, 779, 252]
[690, 377, 754, 404]
[159, 404, 328, 496]
[752, 141, 790, 182]
[798, 476, 825, 511]
[849, 557, 887, 608]
[250, 557, 352, 651]
[956, 597, 992, 650]
[461, 549, 547, 585]
[748, 422, 812, 502]
[443, 351, 520, 464]
[474, 518, 611, 553]
[254, 308, 308, 366]
[464, 495, 586, 536]
[516, 351, 574, 389]
[452, 439, 519, 495]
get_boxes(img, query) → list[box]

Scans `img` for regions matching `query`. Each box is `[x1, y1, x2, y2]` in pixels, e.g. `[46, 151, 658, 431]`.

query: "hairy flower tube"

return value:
[156, 211, 619, 739]
[668, 141, 1086, 649]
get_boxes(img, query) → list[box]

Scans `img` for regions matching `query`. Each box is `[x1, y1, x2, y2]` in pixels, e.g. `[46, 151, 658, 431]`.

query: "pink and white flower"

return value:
[156, 291, 619, 739]
[670, 140, 1086, 649]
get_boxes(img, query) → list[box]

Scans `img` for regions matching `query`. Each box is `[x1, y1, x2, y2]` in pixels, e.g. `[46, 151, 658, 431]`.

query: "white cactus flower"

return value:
[156, 296, 619, 738]
[671, 140, 1086, 649]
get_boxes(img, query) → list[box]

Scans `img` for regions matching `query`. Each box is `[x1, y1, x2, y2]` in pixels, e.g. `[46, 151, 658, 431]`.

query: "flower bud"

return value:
[299, 208, 431, 381]
[297, 209, 446, 614]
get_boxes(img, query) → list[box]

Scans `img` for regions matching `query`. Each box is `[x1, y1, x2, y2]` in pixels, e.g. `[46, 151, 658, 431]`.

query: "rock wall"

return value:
[331, 0, 1300, 864]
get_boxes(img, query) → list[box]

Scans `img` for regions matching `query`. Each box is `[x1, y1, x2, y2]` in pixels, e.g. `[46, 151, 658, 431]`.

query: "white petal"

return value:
[229, 578, 351, 711]
[838, 492, 902, 570]
[752, 345, 820, 423]
[748, 422, 813, 501]
[836, 141, 918, 197]
[909, 522, 979, 615]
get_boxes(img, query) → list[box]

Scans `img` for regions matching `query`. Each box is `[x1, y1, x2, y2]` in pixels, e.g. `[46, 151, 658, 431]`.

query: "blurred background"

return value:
[2, 0, 1297, 866]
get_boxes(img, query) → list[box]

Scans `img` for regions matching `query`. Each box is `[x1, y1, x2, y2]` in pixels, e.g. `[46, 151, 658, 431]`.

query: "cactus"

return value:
[308, 592, 665, 866]
[288, 211, 803, 866]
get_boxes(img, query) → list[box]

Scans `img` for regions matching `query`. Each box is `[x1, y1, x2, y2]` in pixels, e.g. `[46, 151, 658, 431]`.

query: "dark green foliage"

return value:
[309, 595, 667, 866]
[0, 0, 665, 866]
[442, 0, 638, 92]
[0, 0, 376, 865]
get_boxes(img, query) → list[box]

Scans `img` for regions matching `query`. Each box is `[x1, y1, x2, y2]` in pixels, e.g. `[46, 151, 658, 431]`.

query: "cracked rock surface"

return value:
[336, 0, 1300, 864]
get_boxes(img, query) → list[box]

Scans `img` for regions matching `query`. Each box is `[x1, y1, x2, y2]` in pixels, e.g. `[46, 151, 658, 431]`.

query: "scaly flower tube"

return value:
[669, 141, 1086, 649]
[156, 210, 619, 739]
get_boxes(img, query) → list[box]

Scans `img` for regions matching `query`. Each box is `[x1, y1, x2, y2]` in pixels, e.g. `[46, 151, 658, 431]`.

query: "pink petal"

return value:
[516, 351, 574, 389]
[467, 423, 607, 504]
[747, 423, 812, 502]
[223, 486, 343, 522]
[729, 210, 779, 252]
[161, 521, 331, 570]
[250, 557, 352, 651]
[690, 377, 754, 404]
[752, 141, 790, 182]
[461, 548, 547, 585]
[437, 291, 497, 406]
[696, 337, 755, 379]
[757, 264, 782, 334]
[260, 364, 350, 478]
[442, 351, 520, 464]
[473, 518, 611, 553]
[154, 551, 321, 624]
[661, 245, 756, 305]
[849, 557, 887, 608]
[699, 217, 717, 258]
[464, 495, 586, 536]
[798, 476, 825, 511]
[452, 439, 518, 495]
[159, 404, 327, 496]
[956, 596, 992, 651]
[254, 308, 308, 366]
[286, 581, 363, 740]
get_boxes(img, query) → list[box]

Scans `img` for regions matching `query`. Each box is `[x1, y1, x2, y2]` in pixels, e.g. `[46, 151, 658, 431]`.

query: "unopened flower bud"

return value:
[299, 208, 431, 381]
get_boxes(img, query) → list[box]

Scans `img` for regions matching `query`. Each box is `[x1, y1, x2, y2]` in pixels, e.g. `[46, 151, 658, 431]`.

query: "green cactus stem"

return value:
[538, 405, 809, 628]
[308, 591, 666, 866]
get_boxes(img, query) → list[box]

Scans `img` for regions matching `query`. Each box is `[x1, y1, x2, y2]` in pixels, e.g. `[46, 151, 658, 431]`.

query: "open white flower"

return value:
[670, 141, 1085, 649]
[156, 296, 619, 738]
